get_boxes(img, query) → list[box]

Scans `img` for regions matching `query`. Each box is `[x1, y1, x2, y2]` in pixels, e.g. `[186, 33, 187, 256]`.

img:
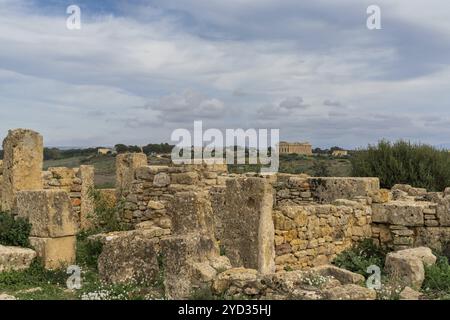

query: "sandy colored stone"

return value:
[385, 247, 436, 289]
[310, 265, 365, 284]
[116, 153, 147, 198]
[308, 177, 379, 204]
[153, 172, 170, 187]
[1, 129, 43, 211]
[160, 233, 219, 299]
[168, 191, 215, 237]
[16, 190, 79, 238]
[212, 268, 259, 295]
[0, 245, 36, 272]
[399, 286, 422, 300]
[372, 201, 427, 226]
[322, 284, 376, 300]
[0, 294, 16, 300]
[98, 231, 160, 284]
[79, 165, 95, 230]
[29, 236, 76, 270]
[211, 177, 275, 274]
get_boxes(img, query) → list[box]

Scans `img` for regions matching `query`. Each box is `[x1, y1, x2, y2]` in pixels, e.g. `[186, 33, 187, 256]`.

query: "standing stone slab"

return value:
[1, 129, 43, 212]
[168, 191, 215, 237]
[29, 236, 76, 269]
[116, 153, 147, 198]
[79, 165, 95, 230]
[160, 233, 219, 299]
[16, 190, 79, 238]
[212, 177, 275, 274]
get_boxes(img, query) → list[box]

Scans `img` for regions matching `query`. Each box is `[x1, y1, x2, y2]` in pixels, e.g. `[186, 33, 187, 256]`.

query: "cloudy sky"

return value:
[1, 0, 450, 148]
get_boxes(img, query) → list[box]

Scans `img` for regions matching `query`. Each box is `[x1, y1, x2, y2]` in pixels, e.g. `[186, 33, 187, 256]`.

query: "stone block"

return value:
[308, 177, 379, 204]
[168, 191, 215, 236]
[211, 177, 275, 274]
[29, 236, 76, 270]
[160, 233, 219, 299]
[153, 172, 170, 187]
[372, 201, 426, 226]
[98, 230, 160, 284]
[0, 245, 36, 272]
[1, 129, 43, 211]
[385, 247, 436, 289]
[170, 172, 199, 185]
[16, 190, 79, 238]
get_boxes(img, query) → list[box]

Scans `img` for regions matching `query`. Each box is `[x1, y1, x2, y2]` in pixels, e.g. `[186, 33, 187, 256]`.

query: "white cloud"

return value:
[1, 0, 450, 147]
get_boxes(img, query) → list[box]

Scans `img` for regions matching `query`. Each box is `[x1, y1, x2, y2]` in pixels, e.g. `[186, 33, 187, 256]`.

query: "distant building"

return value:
[97, 148, 115, 155]
[332, 150, 348, 157]
[278, 141, 313, 155]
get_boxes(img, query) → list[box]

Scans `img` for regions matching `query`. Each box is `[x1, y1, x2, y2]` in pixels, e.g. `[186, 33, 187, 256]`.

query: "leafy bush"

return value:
[87, 188, 128, 233]
[351, 140, 450, 191]
[332, 239, 388, 276]
[0, 212, 32, 247]
[423, 256, 450, 294]
[76, 231, 103, 270]
[311, 160, 329, 176]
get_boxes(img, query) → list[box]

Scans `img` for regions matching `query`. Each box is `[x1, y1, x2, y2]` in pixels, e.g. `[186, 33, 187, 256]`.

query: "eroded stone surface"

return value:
[16, 190, 79, 238]
[1, 129, 43, 212]
[0, 245, 36, 272]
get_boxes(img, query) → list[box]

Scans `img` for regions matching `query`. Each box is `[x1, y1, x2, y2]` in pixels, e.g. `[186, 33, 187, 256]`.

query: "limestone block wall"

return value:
[42, 166, 94, 230]
[274, 175, 381, 206]
[120, 162, 228, 226]
[273, 200, 372, 271]
[274, 174, 314, 206]
[371, 185, 450, 251]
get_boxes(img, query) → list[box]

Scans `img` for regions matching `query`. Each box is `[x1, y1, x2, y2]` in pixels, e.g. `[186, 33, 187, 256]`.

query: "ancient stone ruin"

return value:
[1, 128, 450, 300]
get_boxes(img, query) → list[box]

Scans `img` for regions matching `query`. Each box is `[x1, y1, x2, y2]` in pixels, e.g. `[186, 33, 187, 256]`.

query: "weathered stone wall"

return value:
[1, 129, 43, 212]
[120, 162, 227, 226]
[274, 174, 314, 206]
[273, 200, 372, 271]
[274, 175, 381, 206]
[42, 165, 94, 230]
[371, 184, 450, 251]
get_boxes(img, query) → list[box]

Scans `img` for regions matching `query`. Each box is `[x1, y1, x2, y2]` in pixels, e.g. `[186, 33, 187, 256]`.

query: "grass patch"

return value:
[332, 239, 388, 277]
[422, 256, 450, 298]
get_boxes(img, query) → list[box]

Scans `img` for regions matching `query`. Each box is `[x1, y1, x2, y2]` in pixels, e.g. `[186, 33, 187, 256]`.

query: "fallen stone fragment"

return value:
[0, 245, 36, 272]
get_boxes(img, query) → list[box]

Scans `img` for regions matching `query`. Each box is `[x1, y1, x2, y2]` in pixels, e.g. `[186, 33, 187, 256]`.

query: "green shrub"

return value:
[351, 140, 450, 191]
[0, 212, 32, 247]
[332, 239, 388, 276]
[0, 258, 67, 289]
[87, 188, 128, 233]
[423, 256, 450, 294]
[311, 160, 329, 176]
[76, 231, 103, 270]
